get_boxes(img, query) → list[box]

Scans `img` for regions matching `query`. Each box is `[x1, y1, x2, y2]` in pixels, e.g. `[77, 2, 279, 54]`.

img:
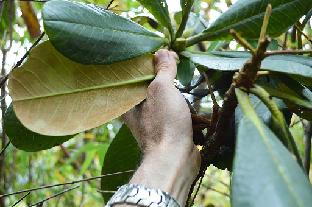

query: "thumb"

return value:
[154, 49, 178, 83]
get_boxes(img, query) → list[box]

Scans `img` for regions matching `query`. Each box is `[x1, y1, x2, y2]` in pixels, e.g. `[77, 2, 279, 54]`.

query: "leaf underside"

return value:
[9, 41, 155, 136]
[43, 0, 164, 64]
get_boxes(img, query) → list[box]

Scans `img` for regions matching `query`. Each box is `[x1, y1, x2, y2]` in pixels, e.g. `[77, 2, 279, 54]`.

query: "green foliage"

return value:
[101, 125, 141, 202]
[43, 0, 165, 64]
[4, 105, 75, 152]
[234, 89, 312, 207]
[258, 76, 312, 120]
[137, 0, 173, 38]
[201, 0, 312, 40]
[177, 56, 195, 86]
[182, 51, 312, 78]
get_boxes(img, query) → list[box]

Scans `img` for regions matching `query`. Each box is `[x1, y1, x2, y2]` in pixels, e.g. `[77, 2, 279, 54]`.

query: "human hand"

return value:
[122, 49, 201, 206]
[123, 49, 196, 156]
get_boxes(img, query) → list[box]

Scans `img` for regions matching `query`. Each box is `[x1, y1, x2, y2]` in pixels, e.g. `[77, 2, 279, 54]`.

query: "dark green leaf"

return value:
[177, 56, 195, 86]
[4, 105, 74, 152]
[182, 51, 312, 78]
[258, 76, 312, 120]
[137, 0, 173, 36]
[101, 125, 141, 202]
[260, 79, 312, 109]
[43, 0, 165, 64]
[202, 0, 312, 40]
[180, 0, 195, 16]
[211, 51, 312, 67]
[176, 0, 195, 37]
[233, 89, 312, 207]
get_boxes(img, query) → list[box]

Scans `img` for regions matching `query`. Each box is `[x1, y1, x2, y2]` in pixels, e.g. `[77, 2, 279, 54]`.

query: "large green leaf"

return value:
[8, 41, 155, 136]
[257, 75, 312, 121]
[182, 51, 312, 78]
[137, 0, 173, 37]
[211, 51, 312, 67]
[233, 89, 312, 207]
[101, 125, 141, 203]
[42, 0, 165, 64]
[260, 78, 312, 109]
[4, 105, 74, 152]
[201, 0, 312, 40]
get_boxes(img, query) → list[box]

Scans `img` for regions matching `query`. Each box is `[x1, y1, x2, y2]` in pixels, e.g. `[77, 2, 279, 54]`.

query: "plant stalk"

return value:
[175, 0, 195, 39]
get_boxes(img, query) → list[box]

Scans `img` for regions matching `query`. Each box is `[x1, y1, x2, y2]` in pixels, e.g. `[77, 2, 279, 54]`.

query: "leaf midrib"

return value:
[251, 120, 304, 207]
[205, 0, 302, 35]
[45, 20, 163, 40]
[238, 90, 304, 207]
[12, 75, 155, 101]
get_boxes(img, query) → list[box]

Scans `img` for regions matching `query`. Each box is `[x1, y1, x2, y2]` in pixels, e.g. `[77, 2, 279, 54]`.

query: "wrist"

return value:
[129, 141, 200, 206]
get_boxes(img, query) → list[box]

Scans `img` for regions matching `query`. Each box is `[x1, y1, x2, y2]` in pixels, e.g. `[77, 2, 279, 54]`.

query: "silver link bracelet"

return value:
[105, 184, 180, 207]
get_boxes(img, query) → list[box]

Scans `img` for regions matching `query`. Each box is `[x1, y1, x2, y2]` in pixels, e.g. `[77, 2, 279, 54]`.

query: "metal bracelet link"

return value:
[105, 184, 180, 207]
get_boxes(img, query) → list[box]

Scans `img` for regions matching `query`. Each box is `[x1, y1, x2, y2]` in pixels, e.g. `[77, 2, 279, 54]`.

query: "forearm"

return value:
[117, 142, 200, 207]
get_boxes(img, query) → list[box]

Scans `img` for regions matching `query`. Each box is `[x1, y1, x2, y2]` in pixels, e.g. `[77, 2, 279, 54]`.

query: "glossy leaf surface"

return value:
[182, 51, 312, 78]
[202, 0, 312, 40]
[233, 89, 312, 207]
[4, 105, 74, 152]
[101, 125, 141, 202]
[43, 0, 164, 64]
[9, 41, 155, 136]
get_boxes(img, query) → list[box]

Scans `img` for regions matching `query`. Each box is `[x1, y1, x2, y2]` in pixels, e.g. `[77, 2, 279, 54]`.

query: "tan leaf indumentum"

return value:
[9, 41, 155, 136]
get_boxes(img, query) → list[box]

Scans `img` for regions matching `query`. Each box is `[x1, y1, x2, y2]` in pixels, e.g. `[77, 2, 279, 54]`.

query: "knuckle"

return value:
[155, 62, 171, 71]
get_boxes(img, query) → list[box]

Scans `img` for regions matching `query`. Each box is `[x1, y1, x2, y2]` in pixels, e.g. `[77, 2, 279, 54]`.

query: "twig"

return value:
[202, 184, 229, 197]
[230, 30, 256, 55]
[186, 5, 272, 206]
[0, 32, 45, 89]
[27, 186, 79, 207]
[189, 173, 204, 207]
[14, 32, 45, 69]
[106, 0, 115, 9]
[11, 192, 30, 207]
[289, 117, 304, 128]
[283, 32, 288, 50]
[294, 24, 312, 45]
[203, 73, 219, 108]
[96, 190, 116, 194]
[0, 142, 10, 157]
[218, 180, 229, 188]
[0, 170, 134, 198]
[179, 74, 205, 93]
[265, 49, 312, 56]
[258, 4, 272, 45]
